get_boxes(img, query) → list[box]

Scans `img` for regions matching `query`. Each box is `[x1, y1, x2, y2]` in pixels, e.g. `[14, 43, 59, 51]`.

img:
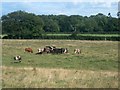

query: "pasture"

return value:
[2, 39, 119, 88]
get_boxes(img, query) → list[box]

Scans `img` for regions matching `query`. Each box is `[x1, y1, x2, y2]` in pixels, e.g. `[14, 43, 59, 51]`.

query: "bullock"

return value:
[25, 48, 33, 53]
[74, 49, 81, 54]
[14, 55, 21, 63]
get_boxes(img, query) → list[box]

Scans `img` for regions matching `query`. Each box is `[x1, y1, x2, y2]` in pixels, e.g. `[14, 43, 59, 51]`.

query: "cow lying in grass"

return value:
[36, 46, 55, 54]
[44, 46, 68, 54]
[52, 48, 68, 54]
[14, 56, 21, 63]
[35, 48, 44, 54]
[36, 46, 68, 54]
[74, 49, 81, 54]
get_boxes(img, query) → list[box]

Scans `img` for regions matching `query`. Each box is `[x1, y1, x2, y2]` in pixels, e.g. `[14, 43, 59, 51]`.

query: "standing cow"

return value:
[25, 48, 33, 53]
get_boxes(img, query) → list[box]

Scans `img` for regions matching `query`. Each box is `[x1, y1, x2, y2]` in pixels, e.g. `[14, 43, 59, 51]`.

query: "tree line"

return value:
[1, 10, 119, 39]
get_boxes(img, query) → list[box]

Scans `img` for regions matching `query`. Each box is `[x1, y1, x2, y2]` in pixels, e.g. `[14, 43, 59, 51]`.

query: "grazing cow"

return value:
[14, 56, 21, 62]
[74, 49, 81, 54]
[25, 48, 33, 53]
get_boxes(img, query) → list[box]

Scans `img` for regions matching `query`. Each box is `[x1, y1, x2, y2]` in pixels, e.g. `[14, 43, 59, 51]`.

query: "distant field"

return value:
[2, 34, 119, 41]
[46, 33, 119, 37]
[0, 34, 7, 38]
[1, 33, 119, 37]
[2, 39, 119, 88]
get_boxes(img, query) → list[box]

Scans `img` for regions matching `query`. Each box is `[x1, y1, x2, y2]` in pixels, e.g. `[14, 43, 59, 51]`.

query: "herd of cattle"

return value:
[14, 46, 81, 63]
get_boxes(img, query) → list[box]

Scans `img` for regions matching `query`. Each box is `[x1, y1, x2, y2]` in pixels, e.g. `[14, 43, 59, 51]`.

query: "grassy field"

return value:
[2, 39, 119, 88]
[1, 34, 119, 38]
[46, 34, 119, 37]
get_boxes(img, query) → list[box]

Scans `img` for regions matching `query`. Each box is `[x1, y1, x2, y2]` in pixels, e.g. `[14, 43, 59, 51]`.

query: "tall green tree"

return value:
[2, 10, 119, 38]
[2, 10, 44, 38]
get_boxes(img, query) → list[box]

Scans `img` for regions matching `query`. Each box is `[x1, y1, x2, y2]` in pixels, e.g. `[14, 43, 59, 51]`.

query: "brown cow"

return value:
[25, 48, 33, 53]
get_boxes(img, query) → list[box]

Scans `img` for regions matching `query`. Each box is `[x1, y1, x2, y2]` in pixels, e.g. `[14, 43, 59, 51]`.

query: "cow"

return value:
[52, 48, 68, 54]
[14, 55, 21, 63]
[35, 48, 44, 54]
[36, 46, 56, 54]
[25, 48, 33, 53]
[62, 48, 68, 53]
[43, 47, 51, 53]
[44, 46, 56, 53]
[35, 52, 43, 54]
[38, 48, 44, 53]
[74, 49, 81, 54]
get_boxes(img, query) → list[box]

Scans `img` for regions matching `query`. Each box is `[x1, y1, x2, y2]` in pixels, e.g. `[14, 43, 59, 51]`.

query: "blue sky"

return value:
[1, 0, 119, 17]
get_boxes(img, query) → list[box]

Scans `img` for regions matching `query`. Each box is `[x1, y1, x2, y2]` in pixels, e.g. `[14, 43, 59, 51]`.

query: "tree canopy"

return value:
[1, 10, 119, 38]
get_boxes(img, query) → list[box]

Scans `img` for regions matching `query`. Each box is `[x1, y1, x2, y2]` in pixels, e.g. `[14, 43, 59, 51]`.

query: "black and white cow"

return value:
[52, 48, 68, 54]
[14, 56, 21, 62]
[36, 48, 44, 54]
[36, 46, 68, 54]
[35, 48, 44, 54]
[36, 46, 56, 54]
[44, 46, 56, 53]
[38, 48, 44, 52]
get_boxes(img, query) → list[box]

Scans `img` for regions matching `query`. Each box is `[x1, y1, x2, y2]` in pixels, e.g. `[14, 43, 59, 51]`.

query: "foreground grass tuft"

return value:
[2, 66, 118, 88]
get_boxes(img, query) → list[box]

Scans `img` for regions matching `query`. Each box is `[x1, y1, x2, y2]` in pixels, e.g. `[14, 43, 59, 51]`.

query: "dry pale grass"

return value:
[2, 66, 118, 88]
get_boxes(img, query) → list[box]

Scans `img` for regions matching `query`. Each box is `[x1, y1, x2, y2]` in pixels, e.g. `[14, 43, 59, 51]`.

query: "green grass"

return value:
[46, 34, 70, 36]
[2, 34, 119, 37]
[2, 39, 119, 88]
[46, 33, 119, 37]
[2, 39, 118, 71]
[77, 34, 119, 37]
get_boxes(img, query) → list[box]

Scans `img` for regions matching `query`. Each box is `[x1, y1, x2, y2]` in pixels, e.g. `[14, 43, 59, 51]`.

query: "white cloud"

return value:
[2, 0, 119, 9]
[2, 0, 118, 17]
[119, 1, 120, 11]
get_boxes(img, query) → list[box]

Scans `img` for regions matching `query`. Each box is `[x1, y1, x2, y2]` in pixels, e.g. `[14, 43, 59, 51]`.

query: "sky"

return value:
[1, 0, 119, 17]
